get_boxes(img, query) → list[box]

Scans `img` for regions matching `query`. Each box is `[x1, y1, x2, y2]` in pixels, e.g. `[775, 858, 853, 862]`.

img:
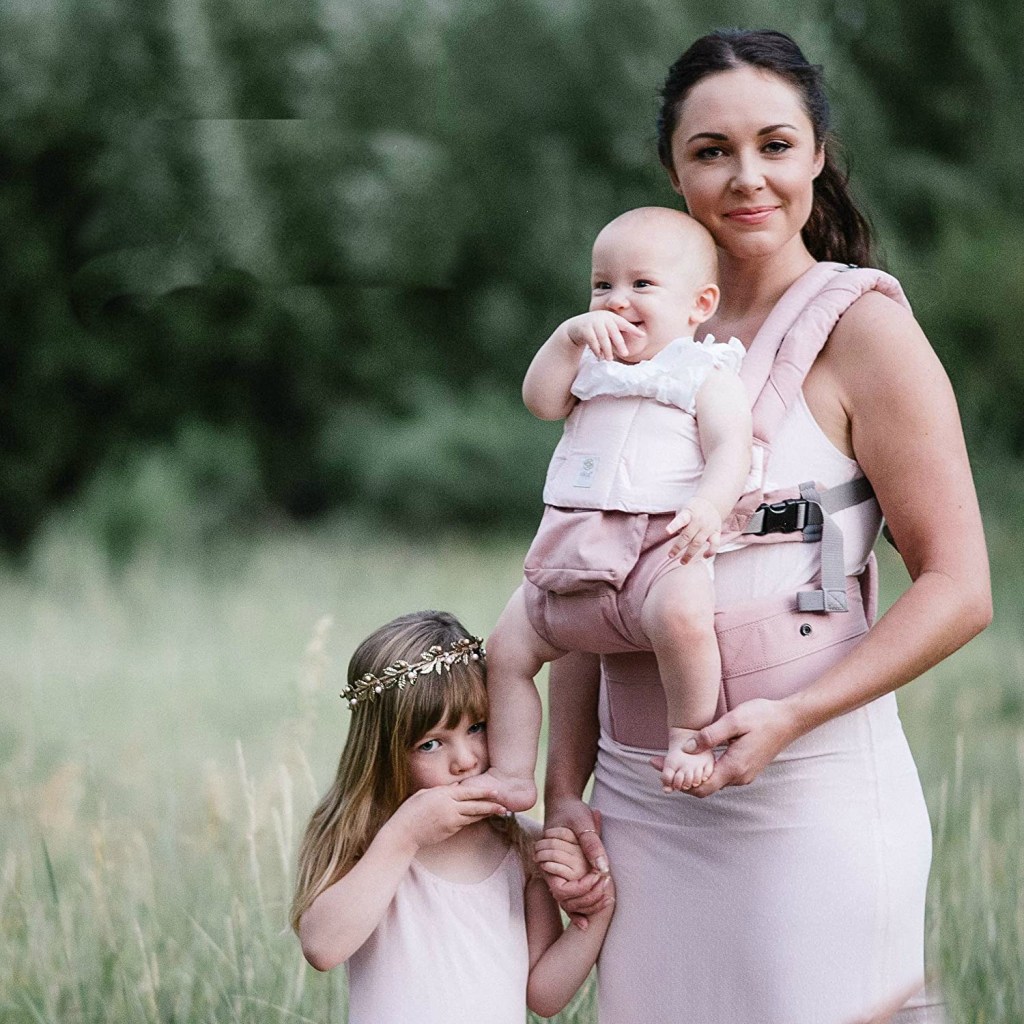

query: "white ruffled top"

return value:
[570, 335, 744, 415]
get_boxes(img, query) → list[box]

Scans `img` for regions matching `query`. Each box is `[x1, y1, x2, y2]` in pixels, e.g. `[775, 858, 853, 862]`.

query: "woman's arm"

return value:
[543, 652, 608, 872]
[686, 293, 992, 793]
[524, 827, 615, 1017]
[297, 782, 507, 970]
[523, 312, 642, 419]
[542, 652, 613, 922]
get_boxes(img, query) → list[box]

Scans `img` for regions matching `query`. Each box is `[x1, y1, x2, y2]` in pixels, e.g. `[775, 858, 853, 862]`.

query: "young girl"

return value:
[291, 610, 614, 1023]
[484, 207, 752, 808]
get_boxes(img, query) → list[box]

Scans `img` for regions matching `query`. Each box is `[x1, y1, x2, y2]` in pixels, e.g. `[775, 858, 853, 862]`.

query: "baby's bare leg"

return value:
[640, 561, 719, 792]
[482, 585, 565, 811]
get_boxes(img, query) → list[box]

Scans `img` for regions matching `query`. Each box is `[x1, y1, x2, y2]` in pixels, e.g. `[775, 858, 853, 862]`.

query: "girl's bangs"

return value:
[405, 660, 488, 741]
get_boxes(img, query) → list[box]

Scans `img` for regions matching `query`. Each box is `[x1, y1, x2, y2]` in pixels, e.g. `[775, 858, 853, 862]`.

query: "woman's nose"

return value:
[730, 153, 765, 193]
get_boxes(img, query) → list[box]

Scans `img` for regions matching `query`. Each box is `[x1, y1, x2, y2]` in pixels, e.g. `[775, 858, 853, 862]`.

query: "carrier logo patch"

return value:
[573, 455, 599, 488]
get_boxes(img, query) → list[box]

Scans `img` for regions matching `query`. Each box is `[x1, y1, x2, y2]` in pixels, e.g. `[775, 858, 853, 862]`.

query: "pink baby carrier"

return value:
[603, 262, 911, 744]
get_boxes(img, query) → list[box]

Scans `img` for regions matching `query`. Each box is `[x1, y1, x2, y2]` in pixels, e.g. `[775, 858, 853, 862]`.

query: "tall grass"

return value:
[0, 494, 1020, 1022]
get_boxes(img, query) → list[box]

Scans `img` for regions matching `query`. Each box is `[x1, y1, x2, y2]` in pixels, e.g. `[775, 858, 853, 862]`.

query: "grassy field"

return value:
[0, 497, 1020, 1023]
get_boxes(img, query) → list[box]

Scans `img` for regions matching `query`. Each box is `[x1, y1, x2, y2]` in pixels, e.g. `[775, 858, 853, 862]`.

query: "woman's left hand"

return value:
[650, 697, 803, 797]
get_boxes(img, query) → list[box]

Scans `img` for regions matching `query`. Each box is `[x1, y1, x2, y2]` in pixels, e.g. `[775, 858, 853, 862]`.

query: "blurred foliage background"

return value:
[2, 0, 1022, 555]
[3, 5, 1023, 1019]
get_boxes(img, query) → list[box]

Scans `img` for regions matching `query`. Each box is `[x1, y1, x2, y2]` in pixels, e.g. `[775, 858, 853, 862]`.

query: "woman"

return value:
[542, 29, 991, 1024]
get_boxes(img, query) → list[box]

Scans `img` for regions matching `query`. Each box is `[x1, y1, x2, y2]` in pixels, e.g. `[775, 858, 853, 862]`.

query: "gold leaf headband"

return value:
[341, 635, 486, 709]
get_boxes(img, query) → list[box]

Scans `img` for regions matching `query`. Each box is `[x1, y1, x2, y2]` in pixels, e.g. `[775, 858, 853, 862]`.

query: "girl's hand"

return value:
[563, 311, 644, 362]
[534, 826, 591, 882]
[541, 800, 612, 928]
[649, 697, 803, 797]
[536, 826, 616, 904]
[388, 781, 508, 850]
[666, 496, 722, 563]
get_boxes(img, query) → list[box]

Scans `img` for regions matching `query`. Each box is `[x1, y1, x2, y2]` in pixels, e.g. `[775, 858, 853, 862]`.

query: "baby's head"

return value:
[589, 207, 719, 363]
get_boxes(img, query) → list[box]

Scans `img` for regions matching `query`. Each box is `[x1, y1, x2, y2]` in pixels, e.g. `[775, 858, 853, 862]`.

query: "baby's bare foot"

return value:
[472, 769, 537, 812]
[662, 729, 715, 792]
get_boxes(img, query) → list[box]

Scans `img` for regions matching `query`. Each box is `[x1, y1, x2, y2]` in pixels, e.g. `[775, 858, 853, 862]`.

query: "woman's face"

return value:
[667, 66, 825, 262]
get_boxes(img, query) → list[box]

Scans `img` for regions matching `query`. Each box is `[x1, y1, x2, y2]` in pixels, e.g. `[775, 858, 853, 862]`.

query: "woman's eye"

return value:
[695, 145, 725, 160]
[468, 720, 486, 735]
[763, 140, 792, 155]
[416, 738, 440, 753]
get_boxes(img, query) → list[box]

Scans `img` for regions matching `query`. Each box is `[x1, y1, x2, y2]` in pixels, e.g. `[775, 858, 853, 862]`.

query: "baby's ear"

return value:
[692, 283, 720, 324]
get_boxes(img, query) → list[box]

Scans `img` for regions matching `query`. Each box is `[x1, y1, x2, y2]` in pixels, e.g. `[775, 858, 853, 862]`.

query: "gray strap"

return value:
[740, 475, 876, 612]
[819, 475, 875, 515]
[741, 474, 873, 538]
[796, 481, 849, 613]
[742, 505, 768, 535]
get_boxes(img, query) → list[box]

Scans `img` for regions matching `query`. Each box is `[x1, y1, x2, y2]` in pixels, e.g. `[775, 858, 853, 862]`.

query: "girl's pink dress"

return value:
[345, 846, 529, 1023]
[592, 381, 937, 1023]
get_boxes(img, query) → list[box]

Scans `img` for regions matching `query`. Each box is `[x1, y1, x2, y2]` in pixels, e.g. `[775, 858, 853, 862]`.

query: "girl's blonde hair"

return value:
[290, 610, 530, 931]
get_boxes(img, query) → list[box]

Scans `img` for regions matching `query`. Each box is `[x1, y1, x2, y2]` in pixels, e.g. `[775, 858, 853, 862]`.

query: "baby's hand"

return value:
[562, 311, 644, 362]
[667, 496, 722, 563]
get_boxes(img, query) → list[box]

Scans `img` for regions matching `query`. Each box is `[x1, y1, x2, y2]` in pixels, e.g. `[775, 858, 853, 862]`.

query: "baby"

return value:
[484, 207, 752, 810]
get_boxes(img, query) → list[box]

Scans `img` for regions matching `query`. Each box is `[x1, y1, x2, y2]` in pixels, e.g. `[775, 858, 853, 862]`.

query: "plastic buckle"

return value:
[753, 499, 808, 535]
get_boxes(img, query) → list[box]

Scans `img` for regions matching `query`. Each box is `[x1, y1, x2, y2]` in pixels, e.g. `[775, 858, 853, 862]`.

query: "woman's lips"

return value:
[725, 206, 778, 225]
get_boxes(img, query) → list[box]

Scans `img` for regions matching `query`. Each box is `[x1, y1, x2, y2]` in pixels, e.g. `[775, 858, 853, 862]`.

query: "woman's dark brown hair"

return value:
[657, 29, 874, 267]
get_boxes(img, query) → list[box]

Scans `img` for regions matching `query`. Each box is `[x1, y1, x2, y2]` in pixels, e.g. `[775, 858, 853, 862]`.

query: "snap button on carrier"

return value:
[799, 623, 813, 637]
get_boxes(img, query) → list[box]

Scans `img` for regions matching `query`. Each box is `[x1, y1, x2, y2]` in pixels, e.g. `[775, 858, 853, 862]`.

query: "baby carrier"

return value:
[595, 261, 911, 743]
[711, 261, 909, 713]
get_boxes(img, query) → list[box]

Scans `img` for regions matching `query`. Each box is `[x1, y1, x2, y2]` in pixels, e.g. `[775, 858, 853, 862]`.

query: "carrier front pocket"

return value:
[717, 576, 869, 710]
[524, 507, 648, 595]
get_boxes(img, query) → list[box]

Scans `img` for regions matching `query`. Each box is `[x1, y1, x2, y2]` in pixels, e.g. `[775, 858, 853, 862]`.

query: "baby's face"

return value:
[588, 216, 713, 363]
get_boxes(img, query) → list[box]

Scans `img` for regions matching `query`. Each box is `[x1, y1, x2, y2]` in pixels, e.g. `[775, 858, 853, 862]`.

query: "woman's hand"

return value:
[541, 799, 612, 928]
[650, 697, 803, 796]
[387, 781, 507, 851]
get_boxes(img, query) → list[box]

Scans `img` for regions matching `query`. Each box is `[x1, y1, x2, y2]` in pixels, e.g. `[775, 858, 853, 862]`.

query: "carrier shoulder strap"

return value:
[744, 263, 910, 442]
[735, 263, 911, 612]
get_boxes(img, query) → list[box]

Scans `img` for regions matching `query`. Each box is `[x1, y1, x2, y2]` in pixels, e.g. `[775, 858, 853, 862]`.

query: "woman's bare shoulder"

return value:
[830, 288, 929, 356]
[823, 288, 950, 403]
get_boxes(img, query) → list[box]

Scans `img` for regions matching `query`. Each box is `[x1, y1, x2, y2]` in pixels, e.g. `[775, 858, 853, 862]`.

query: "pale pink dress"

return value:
[591, 390, 938, 1023]
[345, 846, 528, 1024]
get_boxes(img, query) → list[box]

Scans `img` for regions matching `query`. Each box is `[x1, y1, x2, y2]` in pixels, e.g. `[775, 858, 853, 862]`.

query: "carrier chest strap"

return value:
[741, 475, 877, 613]
[741, 475, 874, 537]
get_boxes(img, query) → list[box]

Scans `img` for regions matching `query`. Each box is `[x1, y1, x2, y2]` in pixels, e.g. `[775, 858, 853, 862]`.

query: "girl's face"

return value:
[406, 713, 489, 793]
[667, 66, 825, 263]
